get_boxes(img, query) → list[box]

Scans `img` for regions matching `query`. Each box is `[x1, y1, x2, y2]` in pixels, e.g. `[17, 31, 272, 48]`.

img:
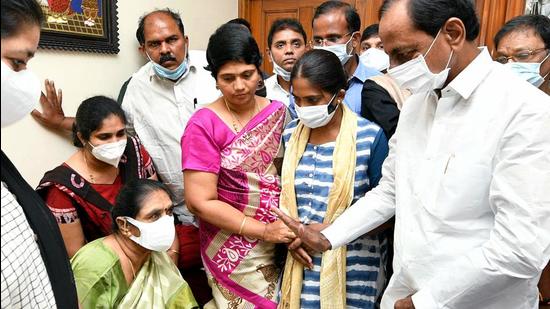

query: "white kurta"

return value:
[322, 49, 550, 309]
[265, 74, 291, 108]
[121, 50, 220, 223]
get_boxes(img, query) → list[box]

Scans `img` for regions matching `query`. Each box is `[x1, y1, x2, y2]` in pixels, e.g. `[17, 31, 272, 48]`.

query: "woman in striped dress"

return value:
[278, 49, 390, 309]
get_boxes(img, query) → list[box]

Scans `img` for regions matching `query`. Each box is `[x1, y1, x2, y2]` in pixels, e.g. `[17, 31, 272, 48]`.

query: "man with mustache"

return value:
[31, 8, 219, 306]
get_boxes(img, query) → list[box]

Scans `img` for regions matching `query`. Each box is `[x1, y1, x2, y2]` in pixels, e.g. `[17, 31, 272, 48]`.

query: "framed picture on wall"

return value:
[38, 0, 119, 54]
[525, 0, 550, 17]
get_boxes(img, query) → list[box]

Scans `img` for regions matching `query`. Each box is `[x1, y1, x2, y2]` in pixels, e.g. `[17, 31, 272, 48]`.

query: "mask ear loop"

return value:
[444, 50, 454, 70]
[345, 32, 359, 57]
[424, 29, 442, 58]
[117, 217, 130, 237]
[144, 51, 156, 64]
[327, 92, 340, 114]
[540, 50, 550, 64]
[540, 51, 550, 79]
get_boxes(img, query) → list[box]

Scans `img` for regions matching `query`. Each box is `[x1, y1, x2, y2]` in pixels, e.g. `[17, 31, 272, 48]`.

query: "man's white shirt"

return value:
[121, 50, 219, 222]
[265, 74, 290, 107]
[322, 48, 550, 309]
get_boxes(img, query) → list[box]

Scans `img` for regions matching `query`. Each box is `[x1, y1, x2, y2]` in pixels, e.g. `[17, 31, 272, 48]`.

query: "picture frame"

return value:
[38, 0, 119, 54]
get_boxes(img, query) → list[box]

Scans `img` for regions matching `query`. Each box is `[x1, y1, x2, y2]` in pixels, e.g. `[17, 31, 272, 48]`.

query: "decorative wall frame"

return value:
[38, 0, 119, 54]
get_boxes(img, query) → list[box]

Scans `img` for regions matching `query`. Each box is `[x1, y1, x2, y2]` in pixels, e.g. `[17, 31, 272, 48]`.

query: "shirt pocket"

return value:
[436, 152, 492, 220]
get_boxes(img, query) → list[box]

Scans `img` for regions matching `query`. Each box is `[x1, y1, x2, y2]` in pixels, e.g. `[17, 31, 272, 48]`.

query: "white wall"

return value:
[1, 0, 237, 187]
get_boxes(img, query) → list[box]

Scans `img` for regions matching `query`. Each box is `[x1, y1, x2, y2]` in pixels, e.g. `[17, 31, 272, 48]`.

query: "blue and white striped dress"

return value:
[283, 117, 389, 309]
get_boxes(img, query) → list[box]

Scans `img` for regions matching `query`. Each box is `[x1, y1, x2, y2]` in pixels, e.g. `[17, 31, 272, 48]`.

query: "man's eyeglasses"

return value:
[495, 48, 548, 64]
[311, 32, 353, 47]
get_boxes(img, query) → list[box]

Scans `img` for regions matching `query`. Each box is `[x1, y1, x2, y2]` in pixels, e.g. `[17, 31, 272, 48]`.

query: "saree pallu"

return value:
[71, 238, 197, 309]
[202, 103, 286, 309]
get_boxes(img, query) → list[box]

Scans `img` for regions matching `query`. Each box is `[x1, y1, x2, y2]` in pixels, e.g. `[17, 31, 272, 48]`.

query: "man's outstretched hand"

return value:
[395, 296, 415, 309]
[270, 207, 332, 253]
[31, 79, 73, 132]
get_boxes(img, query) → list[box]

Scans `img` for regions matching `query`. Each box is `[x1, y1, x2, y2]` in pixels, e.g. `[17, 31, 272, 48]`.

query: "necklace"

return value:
[114, 234, 136, 280]
[82, 151, 95, 184]
[223, 96, 259, 133]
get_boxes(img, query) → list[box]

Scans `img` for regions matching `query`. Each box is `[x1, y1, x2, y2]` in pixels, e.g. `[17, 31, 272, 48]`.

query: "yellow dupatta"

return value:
[279, 103, 357, 308]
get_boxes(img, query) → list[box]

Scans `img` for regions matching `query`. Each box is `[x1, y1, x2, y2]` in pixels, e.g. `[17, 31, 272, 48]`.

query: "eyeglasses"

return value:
[311, 32, 353, 47]
[495, 48, 548, 64]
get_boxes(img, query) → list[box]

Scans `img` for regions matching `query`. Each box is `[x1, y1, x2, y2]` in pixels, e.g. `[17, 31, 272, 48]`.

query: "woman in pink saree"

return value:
[181, 23, 295, 308]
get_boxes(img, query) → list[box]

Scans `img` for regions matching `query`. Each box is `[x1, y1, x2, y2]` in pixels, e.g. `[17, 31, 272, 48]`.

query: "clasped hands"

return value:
[271, 207, 415, 308]
[270, 207, 332, 269]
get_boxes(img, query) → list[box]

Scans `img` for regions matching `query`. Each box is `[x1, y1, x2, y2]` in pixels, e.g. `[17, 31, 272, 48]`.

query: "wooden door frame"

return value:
[240, 0, 528, 55]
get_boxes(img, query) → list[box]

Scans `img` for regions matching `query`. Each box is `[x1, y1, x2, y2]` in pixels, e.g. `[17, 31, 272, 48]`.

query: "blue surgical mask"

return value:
[146, 52, 189, 80]
[504, 52, 549, 88]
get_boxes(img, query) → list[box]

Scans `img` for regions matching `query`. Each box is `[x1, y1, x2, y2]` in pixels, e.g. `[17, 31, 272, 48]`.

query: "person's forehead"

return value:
[218, 61, 257, 75]
[362, 36, 381, 44]
[138, 190, 171, 215]
[1, 25, 40, 57]
[292, 76, 322, 95]
[94, 114, 125, 132]
[312, 10, 348, 35]
[143, 13, 182, 39]
[497, 28, 544, 51]
[379, 1, 427, 51]
[272, 28, 305, 42]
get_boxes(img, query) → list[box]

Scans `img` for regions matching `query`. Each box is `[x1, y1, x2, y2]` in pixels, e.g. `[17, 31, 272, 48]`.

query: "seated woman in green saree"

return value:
[71, 179, 198, 308]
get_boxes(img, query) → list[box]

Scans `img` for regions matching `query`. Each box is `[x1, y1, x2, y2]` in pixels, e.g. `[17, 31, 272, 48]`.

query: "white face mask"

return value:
[388, 29, 453, 94]
[89, 139, 127, 167]
[125, 214, 175, 252]
[270, 54, 292, 81]
[295, 92, 338, 128]
[359, 48, 390, 72]
[504, 52, 549, 88]
[1, 60, 41, 128]
[314, 35, 354, 65]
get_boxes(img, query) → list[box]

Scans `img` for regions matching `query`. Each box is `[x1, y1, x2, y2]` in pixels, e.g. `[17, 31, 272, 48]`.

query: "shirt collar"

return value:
[443, 47, 493, 101]
[349, 55, 370, 83]
[272, 76, 289, 94]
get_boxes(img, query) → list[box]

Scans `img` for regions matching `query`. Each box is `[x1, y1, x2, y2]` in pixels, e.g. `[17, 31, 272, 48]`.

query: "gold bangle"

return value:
[238, 216, 247, 235]
[168, 249, 179, 255]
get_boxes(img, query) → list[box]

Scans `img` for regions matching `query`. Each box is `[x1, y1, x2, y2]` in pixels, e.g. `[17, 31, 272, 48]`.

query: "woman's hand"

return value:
[31, 79, 74, 132]
[270, 207, 332, 252]
[262, 220, 296, 244]
[289, 246, 313, 269]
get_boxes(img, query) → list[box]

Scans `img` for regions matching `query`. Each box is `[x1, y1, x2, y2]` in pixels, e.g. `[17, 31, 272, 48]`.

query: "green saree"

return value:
[71, 238, 197, 308]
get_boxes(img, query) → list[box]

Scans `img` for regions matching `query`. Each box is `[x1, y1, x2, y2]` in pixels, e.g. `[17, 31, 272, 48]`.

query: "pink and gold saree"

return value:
[183, 101, 286, 308]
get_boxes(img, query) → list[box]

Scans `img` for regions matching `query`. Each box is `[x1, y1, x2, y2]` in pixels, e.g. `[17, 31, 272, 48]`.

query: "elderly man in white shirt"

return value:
[272, 0, 550, 308]
[121, 9, 219, 218]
